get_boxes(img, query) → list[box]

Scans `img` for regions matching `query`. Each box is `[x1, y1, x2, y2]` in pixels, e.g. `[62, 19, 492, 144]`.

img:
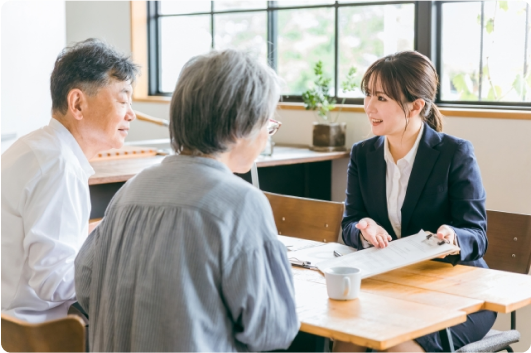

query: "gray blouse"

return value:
[75, 155, 299, 352]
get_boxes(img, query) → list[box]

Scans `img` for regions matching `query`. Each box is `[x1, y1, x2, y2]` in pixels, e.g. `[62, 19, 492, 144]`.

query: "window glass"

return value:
[528, 4, 531, 103]
[160, 16, 212, 92]
[214, 1, 267, 11]
[277, 7, 335, 95]
[153, 1, 528, 107]
[441, 1, 530, 103]
[160, 1, 211, 15]
[338, 3, 414, 98]
[214, 12, 267, 63]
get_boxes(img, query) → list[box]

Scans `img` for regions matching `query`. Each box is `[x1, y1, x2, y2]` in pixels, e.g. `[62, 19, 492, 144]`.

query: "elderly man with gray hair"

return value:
[2, 38, 138, 323]
[74, 49, 300, 352]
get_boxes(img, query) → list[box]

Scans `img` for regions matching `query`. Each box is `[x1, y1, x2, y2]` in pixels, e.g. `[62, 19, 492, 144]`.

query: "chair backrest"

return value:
[483, 210, 531, 274]
[263, 192, 344, 243]
[1, 314, 85, 352]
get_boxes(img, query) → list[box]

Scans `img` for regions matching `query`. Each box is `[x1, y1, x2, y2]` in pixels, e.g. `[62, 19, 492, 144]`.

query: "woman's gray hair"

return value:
[170, 49, 281, 155]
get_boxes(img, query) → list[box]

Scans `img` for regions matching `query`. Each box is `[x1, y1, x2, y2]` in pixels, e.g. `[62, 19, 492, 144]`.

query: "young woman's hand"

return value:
[436, 224, 456, 244]
[355, 218, 392, 248]
[436, 224, 456, 258]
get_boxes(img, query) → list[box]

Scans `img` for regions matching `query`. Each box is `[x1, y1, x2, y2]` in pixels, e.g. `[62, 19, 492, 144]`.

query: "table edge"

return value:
[299, 311, 467, 350]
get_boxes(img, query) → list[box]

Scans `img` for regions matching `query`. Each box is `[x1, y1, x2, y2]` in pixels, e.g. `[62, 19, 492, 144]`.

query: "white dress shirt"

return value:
[2, 118, 94, 323]
[361, 124, 424, 247]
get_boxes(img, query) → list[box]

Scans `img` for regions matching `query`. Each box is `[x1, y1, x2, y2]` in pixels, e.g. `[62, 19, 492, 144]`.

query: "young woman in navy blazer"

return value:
[335, 51, 496, 352]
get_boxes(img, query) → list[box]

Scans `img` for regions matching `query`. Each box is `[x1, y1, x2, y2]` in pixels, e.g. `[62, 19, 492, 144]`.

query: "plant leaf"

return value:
[302, 89, 318, 110]
[341, 66, 358, 93]
[499, 1, 508, 11]
[452, 74, 470, 94]
[487, 85, 502, 101]
[452, 73, 479, 100]
[486, 18, 495, 34]
[301, 61, 336, 120]
[314, 61, 323, 76]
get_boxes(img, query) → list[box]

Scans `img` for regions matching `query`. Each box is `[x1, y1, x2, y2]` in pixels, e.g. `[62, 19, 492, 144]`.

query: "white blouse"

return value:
[361, 124, 424, 247]
[384, 123, 424, 238]
[2, 118, 94, 323]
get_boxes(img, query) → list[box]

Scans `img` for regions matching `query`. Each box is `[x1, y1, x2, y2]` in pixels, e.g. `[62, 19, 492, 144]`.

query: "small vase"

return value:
[310, 122, 347, 152]
[260, 135, 275, 156]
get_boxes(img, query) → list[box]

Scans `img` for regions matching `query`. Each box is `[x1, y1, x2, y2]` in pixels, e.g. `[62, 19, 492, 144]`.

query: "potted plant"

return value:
[302, 61, 357, 152]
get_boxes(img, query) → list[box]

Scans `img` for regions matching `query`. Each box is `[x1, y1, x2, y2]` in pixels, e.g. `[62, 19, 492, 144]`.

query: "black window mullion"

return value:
[211, 2, 215, 49]
[415, 1, 436, 61]
[334, 2, 339, 99]
[267, 2, 278, 71]
[147, 1, 160, 95]
[434, 1, 443, 104]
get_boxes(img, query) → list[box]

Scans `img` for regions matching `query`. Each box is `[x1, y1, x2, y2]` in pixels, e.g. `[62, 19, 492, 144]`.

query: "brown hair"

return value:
[361, 51, 443, 132]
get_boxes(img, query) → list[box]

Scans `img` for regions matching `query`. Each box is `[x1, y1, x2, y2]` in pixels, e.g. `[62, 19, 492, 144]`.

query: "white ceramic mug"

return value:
[323, 267, 362, 300]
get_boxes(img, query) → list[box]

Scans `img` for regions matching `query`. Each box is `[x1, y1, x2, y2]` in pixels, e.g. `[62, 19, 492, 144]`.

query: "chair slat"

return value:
[263, 192, 344, 243]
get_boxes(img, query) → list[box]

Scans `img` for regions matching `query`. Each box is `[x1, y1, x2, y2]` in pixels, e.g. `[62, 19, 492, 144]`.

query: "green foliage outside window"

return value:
[449, 1, 530, 103]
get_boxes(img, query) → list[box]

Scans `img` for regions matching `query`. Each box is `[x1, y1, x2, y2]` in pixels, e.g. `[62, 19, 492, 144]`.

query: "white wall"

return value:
[1, 0, 66, 152]
[63, 2, 531, 351]
[65, 1, 130, 52]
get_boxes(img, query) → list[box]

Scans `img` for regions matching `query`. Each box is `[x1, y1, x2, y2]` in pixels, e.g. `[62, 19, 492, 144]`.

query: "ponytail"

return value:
[425, 103, 444, 132]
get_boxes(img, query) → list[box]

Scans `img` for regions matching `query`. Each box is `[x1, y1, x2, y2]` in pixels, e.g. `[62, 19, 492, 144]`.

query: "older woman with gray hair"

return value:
[74, 50, 299, 352]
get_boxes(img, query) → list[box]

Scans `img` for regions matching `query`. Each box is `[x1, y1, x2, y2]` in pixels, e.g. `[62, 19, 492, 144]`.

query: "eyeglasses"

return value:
[267, 118, 282, 136]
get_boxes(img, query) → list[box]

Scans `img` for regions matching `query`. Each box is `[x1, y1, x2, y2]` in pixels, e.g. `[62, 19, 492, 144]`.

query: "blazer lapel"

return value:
[366, 137, 396, 238]
[401, 124, 442, 233]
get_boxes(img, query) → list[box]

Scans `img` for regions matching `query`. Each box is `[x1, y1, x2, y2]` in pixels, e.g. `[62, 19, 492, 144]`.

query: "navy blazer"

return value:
[342, 123, 489, 268]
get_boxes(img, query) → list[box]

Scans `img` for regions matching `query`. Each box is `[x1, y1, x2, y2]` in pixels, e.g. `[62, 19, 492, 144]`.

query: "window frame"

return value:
[433, 1, 530, 110]
[145, 0, 531, 110]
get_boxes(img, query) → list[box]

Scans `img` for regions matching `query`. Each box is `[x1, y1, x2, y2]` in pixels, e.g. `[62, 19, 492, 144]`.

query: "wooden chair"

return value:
[483, 210, 531, 275]
[457, 210, 531, 353]
[1, 314, 86, 352]
[263, 192, 344, 243]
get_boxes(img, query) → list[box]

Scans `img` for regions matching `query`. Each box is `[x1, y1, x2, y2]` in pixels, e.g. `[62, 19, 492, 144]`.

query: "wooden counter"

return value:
[89, 146, 350, 186]
[88, 146, 350, 219]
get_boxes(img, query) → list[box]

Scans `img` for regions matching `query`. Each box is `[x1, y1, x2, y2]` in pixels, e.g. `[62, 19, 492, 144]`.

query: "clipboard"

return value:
[316, 229, 460, 279]
[287, 242, 356, 271]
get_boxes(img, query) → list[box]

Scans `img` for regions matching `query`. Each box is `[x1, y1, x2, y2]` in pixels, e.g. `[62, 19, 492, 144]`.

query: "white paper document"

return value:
[316, 230, 460, 278]
[288, 242, 356, 266]
[277, 235, 324, 252]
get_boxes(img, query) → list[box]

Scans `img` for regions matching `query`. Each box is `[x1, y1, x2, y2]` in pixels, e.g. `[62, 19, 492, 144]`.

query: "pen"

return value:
[289, 259, 318, 270]
[333, 250, 343, 257]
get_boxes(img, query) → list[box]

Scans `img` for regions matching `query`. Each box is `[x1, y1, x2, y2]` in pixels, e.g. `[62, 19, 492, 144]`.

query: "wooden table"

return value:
[88, 146, 350, 219]
[291, 260, 531, 351]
